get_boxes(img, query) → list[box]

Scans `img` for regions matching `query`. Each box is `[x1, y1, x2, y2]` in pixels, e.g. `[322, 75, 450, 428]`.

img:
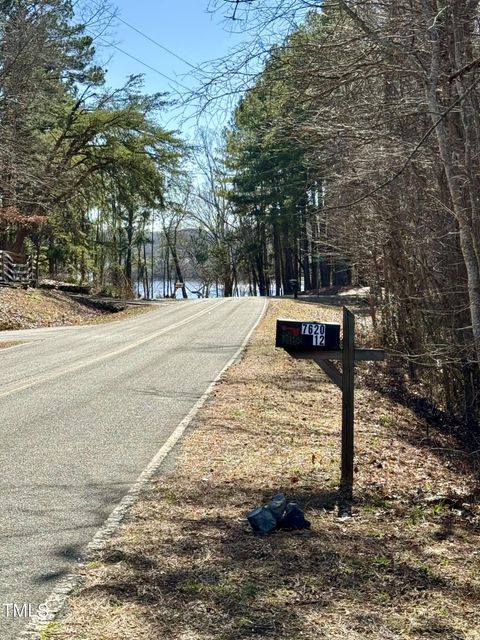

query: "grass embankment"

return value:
[48, 299, 479, 640]
[0, 340, 21, 350]
[0, 287, 152, 333]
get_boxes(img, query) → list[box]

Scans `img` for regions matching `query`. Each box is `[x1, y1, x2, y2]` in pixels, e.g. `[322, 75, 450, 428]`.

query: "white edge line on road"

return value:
[18, 297, 268, 640]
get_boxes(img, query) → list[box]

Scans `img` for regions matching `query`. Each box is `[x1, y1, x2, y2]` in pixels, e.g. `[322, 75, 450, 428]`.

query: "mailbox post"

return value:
[289, 278, 299, 299]
[276, 307, 384, 512]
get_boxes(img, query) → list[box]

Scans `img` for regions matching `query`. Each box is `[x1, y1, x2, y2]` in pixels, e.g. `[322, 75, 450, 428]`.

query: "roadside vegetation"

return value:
[0, 340, 20, 349]
[209, 0, 480, 444]
[0, 0, 184, 298]
[0, 286, 152, 331]
[46, 300, 479, 640]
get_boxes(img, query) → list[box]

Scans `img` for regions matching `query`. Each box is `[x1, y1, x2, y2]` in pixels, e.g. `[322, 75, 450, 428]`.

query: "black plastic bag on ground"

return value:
[246, 505, 278, 534]
[247, 494, 310, 534]
[278, 502, 311, 530]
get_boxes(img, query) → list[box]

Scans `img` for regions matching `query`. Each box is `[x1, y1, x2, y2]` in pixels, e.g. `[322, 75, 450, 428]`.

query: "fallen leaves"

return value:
[0, 286, 103, 329]
[0, 286, 150, 330]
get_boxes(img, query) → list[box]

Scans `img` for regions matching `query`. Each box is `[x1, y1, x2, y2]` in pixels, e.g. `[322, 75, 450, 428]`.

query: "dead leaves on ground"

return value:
[0, 287, 149, 330]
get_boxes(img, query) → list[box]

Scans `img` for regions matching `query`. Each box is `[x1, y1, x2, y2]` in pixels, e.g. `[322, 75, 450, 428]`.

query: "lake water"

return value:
[138, 279, 252, 299]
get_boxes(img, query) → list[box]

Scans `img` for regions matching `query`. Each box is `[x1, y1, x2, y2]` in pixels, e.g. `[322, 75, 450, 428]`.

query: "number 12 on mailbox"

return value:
[276, 318, 341, 351]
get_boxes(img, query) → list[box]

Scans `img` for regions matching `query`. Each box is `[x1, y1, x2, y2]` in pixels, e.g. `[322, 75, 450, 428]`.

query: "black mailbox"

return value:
[276, 318, 341, 351]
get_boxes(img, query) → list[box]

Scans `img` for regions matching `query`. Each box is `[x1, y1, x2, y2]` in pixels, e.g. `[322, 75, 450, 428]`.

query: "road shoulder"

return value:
[28, 299, 480, 640]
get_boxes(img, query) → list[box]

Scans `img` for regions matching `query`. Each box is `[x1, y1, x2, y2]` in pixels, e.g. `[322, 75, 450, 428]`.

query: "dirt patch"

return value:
[0, 287, 152, 331]
[47, 299, 479, 640]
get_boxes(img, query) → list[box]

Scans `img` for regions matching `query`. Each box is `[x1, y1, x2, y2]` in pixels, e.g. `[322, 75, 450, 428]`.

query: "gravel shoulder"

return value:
[42, 299, 480, 640]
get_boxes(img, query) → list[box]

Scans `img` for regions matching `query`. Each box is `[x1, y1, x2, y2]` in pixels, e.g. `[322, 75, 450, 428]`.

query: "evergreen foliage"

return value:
[0, 0, 184, 295]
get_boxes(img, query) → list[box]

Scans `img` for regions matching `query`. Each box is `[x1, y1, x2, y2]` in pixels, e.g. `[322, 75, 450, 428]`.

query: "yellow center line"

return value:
[0, 299, 228, 400]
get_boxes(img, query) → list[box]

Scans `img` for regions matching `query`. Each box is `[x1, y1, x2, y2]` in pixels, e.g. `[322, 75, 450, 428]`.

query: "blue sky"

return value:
[87, 0, 246, 135]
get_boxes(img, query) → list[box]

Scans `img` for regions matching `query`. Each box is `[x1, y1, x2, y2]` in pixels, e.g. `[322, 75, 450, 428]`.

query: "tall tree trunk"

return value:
[124, 207, 134, 293]
[164, 225, 187, 299]
[273, 218, 282, 296]
[423, 4, 480, 371]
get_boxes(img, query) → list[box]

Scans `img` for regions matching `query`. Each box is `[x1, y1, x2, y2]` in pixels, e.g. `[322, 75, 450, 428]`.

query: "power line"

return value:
[115, 16, 198, 70]
[96, 36, 191, 92]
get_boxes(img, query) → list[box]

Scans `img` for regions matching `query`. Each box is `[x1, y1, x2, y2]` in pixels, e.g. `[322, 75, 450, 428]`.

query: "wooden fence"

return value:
[0, 250, 34, 286]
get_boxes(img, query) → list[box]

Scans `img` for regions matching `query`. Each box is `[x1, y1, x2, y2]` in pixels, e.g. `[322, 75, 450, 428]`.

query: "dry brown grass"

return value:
[0, 287, 153, 330]
[86, 303, 154, 325]
[48, 300, 480, 640]
[0, 340, 21, 349]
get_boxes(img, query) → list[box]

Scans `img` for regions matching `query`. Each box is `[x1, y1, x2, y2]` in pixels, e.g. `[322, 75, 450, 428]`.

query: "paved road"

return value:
[0, 298, 265, 639]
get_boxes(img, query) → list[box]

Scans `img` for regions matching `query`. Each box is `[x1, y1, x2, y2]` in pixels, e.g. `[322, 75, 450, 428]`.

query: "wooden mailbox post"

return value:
[276, 307, 385, 508]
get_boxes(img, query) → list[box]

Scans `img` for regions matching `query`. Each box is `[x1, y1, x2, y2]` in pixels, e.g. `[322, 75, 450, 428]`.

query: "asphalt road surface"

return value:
[0, 297, 265, 639]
